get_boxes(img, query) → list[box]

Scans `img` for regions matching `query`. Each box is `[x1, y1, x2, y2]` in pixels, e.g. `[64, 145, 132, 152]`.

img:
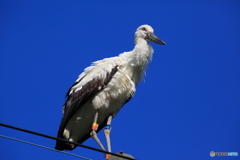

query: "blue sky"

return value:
[1, 0, 239, 160]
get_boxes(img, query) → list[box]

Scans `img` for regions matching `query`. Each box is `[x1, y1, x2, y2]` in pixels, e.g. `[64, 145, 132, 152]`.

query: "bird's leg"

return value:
[104, 115, 113, 159]
[90, 111, 106, 151]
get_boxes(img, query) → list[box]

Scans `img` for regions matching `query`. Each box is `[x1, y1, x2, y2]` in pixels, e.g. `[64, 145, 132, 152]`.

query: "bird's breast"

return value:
[92, 70, 135, 115]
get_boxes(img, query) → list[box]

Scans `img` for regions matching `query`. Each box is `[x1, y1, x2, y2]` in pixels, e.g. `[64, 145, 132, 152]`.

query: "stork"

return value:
[55, 24, 166, 158]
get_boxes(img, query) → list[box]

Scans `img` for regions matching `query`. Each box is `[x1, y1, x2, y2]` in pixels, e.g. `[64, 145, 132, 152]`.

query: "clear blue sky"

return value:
[1, 1, 239, 160]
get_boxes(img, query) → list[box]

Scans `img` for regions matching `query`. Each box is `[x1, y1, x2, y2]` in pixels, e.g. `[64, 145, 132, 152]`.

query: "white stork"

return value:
[55, 24, 166, 157]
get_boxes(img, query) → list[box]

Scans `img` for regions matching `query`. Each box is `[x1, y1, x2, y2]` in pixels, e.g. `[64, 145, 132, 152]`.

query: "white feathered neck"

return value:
[119, 38, 153, 84]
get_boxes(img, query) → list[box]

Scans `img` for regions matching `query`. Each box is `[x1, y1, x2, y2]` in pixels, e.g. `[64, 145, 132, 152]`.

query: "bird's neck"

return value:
[119, 38, 153, 84]
[120, 38, 153, 66]
[132, 38, 153, 66]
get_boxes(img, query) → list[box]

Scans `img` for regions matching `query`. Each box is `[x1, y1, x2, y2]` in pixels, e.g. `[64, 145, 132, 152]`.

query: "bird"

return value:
[55, 24, 166, 157]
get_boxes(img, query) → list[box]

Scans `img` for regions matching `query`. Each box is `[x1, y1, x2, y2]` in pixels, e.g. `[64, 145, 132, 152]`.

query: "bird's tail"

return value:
[55, 118, 76, 151]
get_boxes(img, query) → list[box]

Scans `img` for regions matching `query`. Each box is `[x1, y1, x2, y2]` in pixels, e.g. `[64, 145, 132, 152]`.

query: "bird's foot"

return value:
[105, 153, 112, 159]
[105, 151, 124, 160]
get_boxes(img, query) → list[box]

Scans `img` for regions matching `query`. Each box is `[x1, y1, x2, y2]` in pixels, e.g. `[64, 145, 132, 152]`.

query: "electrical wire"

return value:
[0, 123, 136, 160]
[0, 135, 92, 160]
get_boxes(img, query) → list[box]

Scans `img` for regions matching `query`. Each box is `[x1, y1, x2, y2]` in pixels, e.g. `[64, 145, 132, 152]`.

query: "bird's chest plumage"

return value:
[92, 67, 136, 116]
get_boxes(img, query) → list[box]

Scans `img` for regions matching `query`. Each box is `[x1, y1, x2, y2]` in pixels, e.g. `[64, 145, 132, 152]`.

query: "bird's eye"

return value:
[141, 27, 146, 31]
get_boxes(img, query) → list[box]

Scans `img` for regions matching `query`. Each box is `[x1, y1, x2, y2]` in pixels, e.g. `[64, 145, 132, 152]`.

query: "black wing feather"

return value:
[55, 65, 118, 150]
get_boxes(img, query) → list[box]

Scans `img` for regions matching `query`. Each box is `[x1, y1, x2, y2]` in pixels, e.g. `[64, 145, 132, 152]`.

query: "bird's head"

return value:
[135, 24, 166, 45]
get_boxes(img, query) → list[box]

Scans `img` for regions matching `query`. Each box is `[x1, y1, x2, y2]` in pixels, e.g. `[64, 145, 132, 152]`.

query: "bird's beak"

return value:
[146, 32, 166, 45]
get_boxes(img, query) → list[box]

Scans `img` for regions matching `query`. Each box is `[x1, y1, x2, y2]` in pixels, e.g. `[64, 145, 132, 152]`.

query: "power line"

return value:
[0, 135, 92, 160]
[0, 123, 136, 160]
